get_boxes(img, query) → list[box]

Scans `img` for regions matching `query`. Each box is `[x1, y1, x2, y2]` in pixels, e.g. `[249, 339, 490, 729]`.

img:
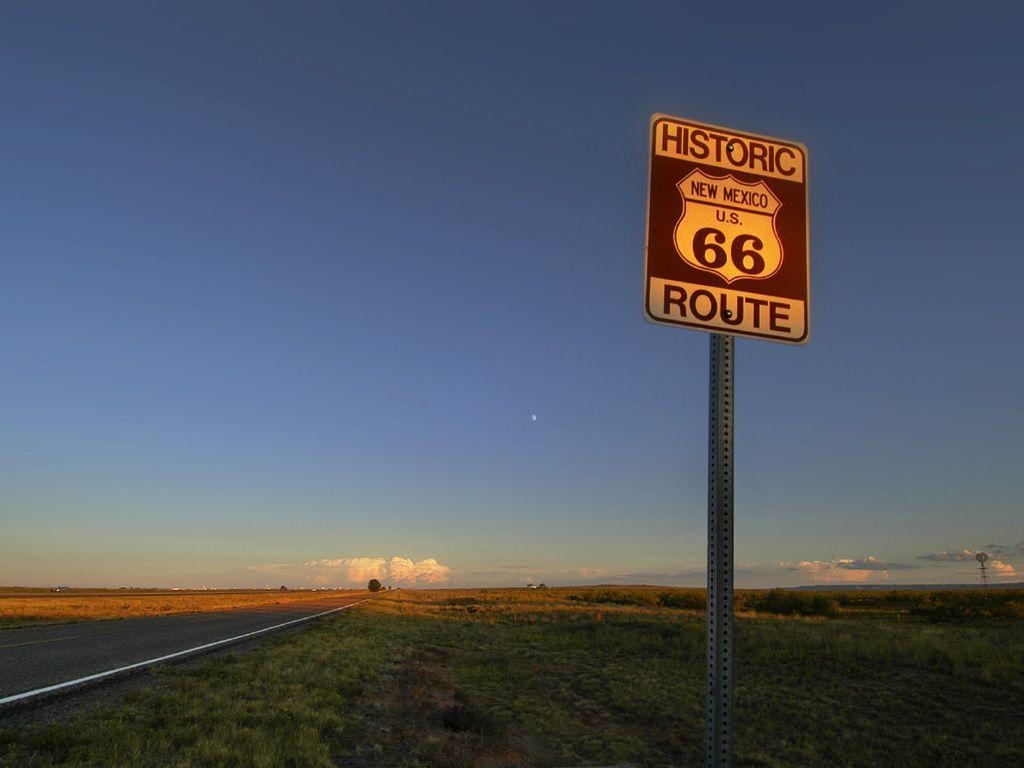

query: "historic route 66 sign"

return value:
[644, 114, 809, 344]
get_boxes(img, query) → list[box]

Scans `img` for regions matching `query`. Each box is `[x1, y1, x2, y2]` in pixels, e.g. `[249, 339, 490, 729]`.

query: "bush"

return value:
[562, 588, 705, 610]
[909, 590, 1024, 622]
[744, 589, 840, 617]
[367, 579, 382, 592]
[657, 591, 706, 610]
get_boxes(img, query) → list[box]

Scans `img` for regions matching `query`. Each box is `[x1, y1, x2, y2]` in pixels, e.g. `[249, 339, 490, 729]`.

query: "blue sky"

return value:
[2, 2, 1022, 588]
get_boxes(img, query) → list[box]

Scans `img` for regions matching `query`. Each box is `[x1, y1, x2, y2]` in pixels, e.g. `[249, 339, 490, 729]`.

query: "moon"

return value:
[531, 414, 537, 422]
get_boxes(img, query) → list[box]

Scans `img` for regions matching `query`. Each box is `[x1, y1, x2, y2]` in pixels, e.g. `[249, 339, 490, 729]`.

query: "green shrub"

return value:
[657, 591, 705, 610]
[744, 589, 840, 617]
[909, 590, 1024, 622]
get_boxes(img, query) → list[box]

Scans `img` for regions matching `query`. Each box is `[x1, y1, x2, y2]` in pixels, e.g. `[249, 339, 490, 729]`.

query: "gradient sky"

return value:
[2, 2, 1022, 589]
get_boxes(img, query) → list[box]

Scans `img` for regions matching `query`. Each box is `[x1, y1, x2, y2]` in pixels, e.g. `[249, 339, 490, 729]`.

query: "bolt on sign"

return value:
[643, 114, 809, 343]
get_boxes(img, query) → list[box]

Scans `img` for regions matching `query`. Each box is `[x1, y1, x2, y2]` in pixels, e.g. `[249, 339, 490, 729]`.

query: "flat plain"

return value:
[1, 586, 1022, 767]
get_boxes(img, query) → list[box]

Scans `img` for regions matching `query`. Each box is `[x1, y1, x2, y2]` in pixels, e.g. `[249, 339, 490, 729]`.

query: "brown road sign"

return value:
[643, 114, 809, 344]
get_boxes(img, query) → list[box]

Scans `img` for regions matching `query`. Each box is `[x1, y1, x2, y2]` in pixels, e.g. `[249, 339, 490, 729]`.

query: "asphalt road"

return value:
[0, 596, 364, 705]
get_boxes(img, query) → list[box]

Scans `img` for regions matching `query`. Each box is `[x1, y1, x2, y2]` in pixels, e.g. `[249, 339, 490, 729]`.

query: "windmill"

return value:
[975, 551, 990, 587]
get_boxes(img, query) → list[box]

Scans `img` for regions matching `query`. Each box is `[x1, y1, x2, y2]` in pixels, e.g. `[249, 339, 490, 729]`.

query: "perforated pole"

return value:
[707, 332, 734, 768]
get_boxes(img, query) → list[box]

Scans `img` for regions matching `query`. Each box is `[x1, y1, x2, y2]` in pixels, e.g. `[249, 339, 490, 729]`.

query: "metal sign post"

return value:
[643, 113, 808, 767]
[706, 332, 734, 768]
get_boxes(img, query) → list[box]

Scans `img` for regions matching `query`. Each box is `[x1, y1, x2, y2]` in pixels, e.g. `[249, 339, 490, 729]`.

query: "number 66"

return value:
[692, 227, 766, 275]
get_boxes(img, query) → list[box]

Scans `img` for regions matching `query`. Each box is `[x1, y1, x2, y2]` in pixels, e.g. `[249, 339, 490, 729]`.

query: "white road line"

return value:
[0, 600, 366, 707]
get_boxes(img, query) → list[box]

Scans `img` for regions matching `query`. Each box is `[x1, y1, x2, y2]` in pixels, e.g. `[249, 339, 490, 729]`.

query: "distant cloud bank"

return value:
[918, 542, 1024, 563]
[303, 556, 450, 585]
[917, 549, 977, 562]
[781, 556, 913, 583]
[248, 555, 450, 587]
[915, 545, 1019, 579]
[244, 547, 1020, 590]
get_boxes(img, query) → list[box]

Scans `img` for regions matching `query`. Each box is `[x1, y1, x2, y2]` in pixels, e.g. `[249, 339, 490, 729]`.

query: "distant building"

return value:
[527, 582, 537, 589]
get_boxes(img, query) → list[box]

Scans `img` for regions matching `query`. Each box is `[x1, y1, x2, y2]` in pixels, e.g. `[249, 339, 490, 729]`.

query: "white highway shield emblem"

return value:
[673, 169, 783, 285]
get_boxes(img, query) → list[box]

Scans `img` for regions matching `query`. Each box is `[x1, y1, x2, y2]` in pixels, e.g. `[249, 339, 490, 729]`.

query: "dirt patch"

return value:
[342, 644, 535, 768]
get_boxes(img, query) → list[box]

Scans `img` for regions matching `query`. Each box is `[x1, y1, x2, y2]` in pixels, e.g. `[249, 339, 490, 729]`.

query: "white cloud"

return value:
[836, 556, 912, 571]
[990, 560, 1017, 577]
[302, 556, 451, 585]
[249, 556, 450, 587]
[781, 556, 910, 583]
[783, 561, 875, 583]
[917, 549, 977, 562]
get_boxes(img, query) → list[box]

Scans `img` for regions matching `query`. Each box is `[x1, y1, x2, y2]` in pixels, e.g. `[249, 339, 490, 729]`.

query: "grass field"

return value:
[1, 586, 1022, 767]
[0, 588, 365, 629]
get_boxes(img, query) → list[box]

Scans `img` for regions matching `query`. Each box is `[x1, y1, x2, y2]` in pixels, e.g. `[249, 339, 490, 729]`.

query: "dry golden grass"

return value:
[0, 588, 366, 627]
[367, 587, 688, 623]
